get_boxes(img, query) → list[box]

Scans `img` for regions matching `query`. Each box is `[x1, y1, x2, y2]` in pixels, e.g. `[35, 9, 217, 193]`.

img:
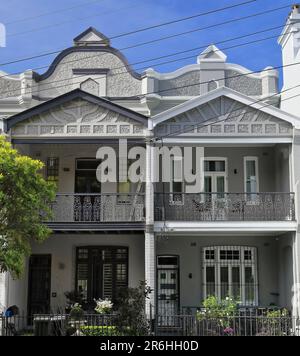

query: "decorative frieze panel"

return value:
[155, 96, 293, 137]
[11, 98, 146, 137]
[0, 78, 21, 99]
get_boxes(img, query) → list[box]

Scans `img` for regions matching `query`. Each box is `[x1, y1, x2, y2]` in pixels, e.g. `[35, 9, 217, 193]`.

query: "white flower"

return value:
[94, 298, 113, 314]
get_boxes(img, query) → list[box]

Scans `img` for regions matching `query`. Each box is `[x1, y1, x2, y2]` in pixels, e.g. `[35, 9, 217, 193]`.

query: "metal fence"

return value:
[154, 192, 295, 222]
[1, 313, 299, 336]
[0, 314, 120, 336]
[49, 193, 145, 223]
[154, 315, 300, 336]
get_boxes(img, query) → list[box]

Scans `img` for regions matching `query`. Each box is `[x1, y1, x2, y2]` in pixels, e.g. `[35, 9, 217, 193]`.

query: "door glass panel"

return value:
[232, 267, 241, 301]
[170, 159, 183, 203]
[77, 263, 88, 300]
[245, 267, 255, 303]
[75, 172, 101, 193]
[220, 267, 229, 299]
[103, 264, 113, 299]
[216, 176, 225, 199]
[245, 159, 258, 201]
[204, 176, 212, 192]
[204, 176, 212, 202]
[206, 266, 215, 297]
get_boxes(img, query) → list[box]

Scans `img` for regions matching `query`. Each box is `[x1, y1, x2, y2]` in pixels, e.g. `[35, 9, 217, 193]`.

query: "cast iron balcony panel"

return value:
[154, 193, 295, 222]
[49, 193, 145, 224]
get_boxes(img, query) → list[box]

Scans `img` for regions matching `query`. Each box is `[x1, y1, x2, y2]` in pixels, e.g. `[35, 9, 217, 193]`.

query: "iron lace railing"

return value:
[48, 193, 145, 223]
[154, 192, 295, 222]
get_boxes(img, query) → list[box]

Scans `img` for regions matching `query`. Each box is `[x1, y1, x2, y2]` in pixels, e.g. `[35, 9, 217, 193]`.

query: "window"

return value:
[46, 157, 59, 184]
[244, 157, 259, 201]
[169, 156, 184, 204]
[203, 246, 258, 306]
[117, 157, 136, 204]
[76, 247, 128, 303]
[204, 160, 226, 173]
[204, 159, 227, 200]
[76, 159, 101, 171]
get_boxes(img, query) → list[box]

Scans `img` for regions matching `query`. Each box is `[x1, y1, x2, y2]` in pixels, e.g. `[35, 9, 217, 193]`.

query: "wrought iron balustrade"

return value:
[154, 192, 295, 222]
[49, 193, 145, 223]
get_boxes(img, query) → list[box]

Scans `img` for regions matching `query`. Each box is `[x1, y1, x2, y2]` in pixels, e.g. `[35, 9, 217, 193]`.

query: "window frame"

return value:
[75, 246, 129, 303]
[46, 157, 60, 184]
[202, 246, 258, 306]
[244, 156, 259, 194]
[169, 155, 184, 205]
[203, 157, 228, 202]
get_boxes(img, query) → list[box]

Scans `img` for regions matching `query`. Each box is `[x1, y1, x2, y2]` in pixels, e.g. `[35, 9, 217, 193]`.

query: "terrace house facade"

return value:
[1, 6, 300, 319]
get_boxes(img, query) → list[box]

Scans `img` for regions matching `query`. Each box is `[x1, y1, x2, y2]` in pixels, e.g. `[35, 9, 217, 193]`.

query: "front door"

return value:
[204, 159, 227, 220]
[74, 159, 102, 221]
[157, 256, 180, 323]
[27, 255, 51, 316]
[75, 159, 101, 194]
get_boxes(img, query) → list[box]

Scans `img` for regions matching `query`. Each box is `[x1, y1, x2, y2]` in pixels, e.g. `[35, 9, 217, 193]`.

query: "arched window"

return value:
[202, 246, 258, 306]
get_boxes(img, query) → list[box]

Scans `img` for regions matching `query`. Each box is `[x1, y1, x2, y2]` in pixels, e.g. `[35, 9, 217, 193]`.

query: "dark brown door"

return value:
[27, 255, 51, 316]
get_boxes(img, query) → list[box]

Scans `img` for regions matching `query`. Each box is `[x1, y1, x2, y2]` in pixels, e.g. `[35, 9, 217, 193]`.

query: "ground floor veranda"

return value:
[1, 230, 297, 318]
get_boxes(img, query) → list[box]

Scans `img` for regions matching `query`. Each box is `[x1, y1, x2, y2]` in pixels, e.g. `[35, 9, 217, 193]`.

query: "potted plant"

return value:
[67, 303, 86, 336]
[64, 290, 84, 314]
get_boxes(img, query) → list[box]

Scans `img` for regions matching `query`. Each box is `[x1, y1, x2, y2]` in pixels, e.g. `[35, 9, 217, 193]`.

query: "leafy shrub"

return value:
[80, 326, 120, 336]
[197, 296, 238, 334]
[114, 281, 151, 336]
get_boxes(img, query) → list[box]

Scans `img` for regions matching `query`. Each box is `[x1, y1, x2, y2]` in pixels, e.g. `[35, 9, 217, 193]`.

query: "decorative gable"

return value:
[155, 96, 293, 137]
[11, 98, 145, 137]
[73, 27, 110, 46]
[197, 45, 227, 63]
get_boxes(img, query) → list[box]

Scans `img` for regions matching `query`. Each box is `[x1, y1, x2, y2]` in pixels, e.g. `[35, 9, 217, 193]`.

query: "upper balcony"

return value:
[154, 192, 295, 222]
[47, 193, 145, 231]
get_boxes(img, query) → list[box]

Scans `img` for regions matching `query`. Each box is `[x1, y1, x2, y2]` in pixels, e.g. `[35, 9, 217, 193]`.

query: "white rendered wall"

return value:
[156, 234, 294, 310]
[6, 234, 145, 314]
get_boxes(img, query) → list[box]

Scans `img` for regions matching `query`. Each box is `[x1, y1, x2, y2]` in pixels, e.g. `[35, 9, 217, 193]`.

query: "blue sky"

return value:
[0, 0, 296, 88]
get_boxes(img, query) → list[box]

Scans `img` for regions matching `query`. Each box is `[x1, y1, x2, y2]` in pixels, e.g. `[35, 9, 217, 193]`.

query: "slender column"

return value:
[145, 138, 156, 316]
[292, 130, 300, 317]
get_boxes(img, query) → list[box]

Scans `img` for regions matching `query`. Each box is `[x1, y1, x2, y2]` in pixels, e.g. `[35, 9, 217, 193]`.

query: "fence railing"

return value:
[1, 313, 299, 336]
[48, 193, 145, 223]
[155, 314, 300, 336]
[0, 314, 120, 336]
[154, 192, 295, 222]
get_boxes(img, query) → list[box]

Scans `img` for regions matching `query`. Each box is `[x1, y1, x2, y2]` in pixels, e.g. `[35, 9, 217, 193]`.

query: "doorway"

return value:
[27, 255, 51, 317]
[157, 255, 180, 319]
[74, 159, 102, 221]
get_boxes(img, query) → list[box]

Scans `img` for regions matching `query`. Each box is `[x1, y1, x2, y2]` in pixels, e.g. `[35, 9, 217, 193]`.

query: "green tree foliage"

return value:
[0, 136, 56, 277]
[114, 281, 152, 336]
